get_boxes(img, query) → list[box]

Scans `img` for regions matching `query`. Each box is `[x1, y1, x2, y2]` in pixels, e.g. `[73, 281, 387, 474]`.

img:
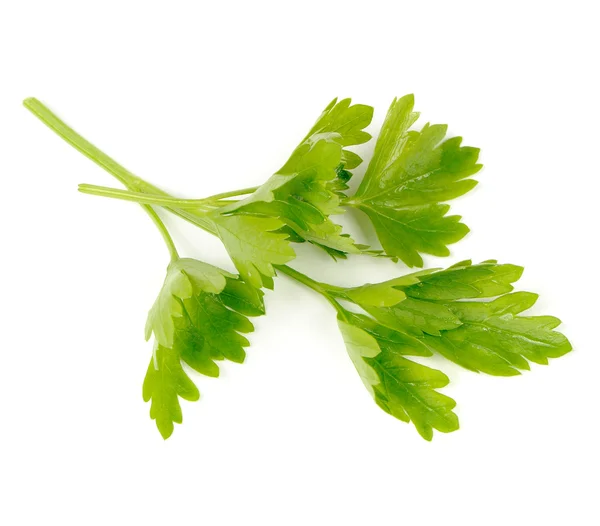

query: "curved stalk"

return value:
[274, 265, 347, 317]
[143, 207, 179, 262]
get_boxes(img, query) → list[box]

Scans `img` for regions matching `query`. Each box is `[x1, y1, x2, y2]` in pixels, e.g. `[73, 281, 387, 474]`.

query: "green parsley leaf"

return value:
[144, 274, 264, 438]
[211, 214, 295, 289]
[423, 292, 572, 376]
[219, 276, 266, 317]
[365, 299, 463, 337]
[308, 97, 373, 149]
[142, 344, 200, 440]
[222, 98, 373, 256]
[398, 261, 571, 376]
[340, 149, 363, 170]
[333, 259, 569, 438]
[337, 260, 571, 377]
[337, 268, 437, 307]
[339, 261, 522, 337]
[343, 311, 433, 357]
[145, 258, 235, 347]
[338, 313, 458, 441]
[403, 259, 523, 300]
[343, 281, 407, 307]
[175, 283, 257, 374]
[350, 94, 482, 267]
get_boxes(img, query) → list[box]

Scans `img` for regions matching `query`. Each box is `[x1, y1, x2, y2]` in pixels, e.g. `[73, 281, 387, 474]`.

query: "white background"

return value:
[1, 1, 598, 525]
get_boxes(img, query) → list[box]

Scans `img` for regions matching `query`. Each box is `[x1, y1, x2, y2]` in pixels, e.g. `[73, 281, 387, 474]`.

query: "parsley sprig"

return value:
[24, 96, 571, 440]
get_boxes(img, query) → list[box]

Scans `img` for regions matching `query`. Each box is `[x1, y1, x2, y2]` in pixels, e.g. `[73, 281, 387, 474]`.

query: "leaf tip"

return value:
[157, 421, 174, 440]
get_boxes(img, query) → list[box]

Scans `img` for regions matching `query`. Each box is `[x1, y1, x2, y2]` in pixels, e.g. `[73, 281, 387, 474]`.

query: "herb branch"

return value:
[24, 96, 571, 440]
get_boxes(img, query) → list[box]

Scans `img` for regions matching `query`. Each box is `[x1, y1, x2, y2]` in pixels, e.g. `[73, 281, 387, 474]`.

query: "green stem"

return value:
[79, 184, 257, 208]
[207, 187, 259, 200]
[143, 207, 179, 262]
[24, 98, 186, 260]
[24, 98, 240, 248]
[274, 265, 346, 316]
[79, 184, 214, 210]
[24, 98, 148, 190]
[78, 181, 218, 236]
[274, 264, 325, 293]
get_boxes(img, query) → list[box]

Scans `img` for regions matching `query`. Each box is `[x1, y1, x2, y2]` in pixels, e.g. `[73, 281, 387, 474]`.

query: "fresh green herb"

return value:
[348, 95, 482, 267]
[24, 96, 571, 440]
[219, 98, 372, 256]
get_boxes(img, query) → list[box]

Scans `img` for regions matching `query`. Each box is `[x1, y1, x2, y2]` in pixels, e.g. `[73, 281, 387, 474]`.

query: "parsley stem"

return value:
[274, 265, 346, 316]
[78, 184, 257, 208]
[205, 187, 258, 201]
[78, 184, 215, 210]
[143, 206, 179, 262]
[23, 98, 182, 261]
[79, 183, 214, 257]
[274, 264, 325, 292]
[24, 98, 149, 190]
